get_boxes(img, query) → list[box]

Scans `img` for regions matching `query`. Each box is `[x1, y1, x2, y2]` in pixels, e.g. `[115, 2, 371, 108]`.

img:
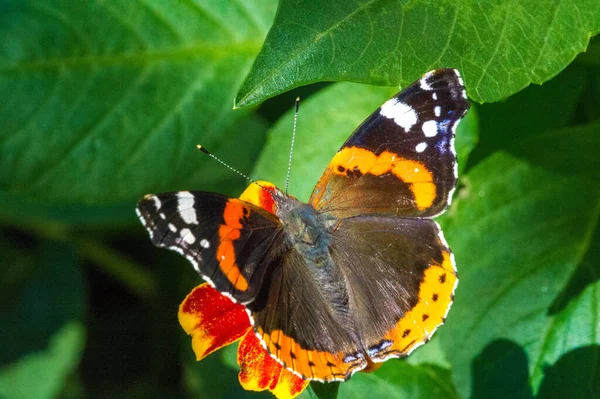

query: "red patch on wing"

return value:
[239, 181, 278, 215]
[238, 330, 309, 399]
[178, 284, 248, 360]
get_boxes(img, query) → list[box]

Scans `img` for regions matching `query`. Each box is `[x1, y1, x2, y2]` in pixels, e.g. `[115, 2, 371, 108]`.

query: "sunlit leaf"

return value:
[236, 0, 600, 106]
[439, 152, 600, 396]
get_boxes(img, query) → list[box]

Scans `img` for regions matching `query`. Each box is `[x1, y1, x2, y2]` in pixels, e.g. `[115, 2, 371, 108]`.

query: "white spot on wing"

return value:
[434, 106, 441, 117]
[170, 246, 185, 255]
[150, 196, 161, 210]
[177, 191, 198, 224]
[188, 257, 201, 273]
[180, 228, 196, 245]
[432, 93, 438, 100]
[454, 69, 464, 86]
[415, 142, 427, 152]
[168, 223, 177, 232]
[422, 120, 438, 137]
[380, 98, 418, 130]
[200, 239, 210, 249]
[447, 186, 456, 207]
[419, 71, 435, 90]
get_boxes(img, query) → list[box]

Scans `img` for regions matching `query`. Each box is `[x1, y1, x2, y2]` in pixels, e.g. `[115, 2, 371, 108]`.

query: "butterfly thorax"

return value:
[274, 194, 336, 267]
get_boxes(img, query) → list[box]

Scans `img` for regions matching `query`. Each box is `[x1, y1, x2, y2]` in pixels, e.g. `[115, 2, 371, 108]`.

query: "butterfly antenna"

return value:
[196, 145, 261, 187]
[285, 97, 300, 195]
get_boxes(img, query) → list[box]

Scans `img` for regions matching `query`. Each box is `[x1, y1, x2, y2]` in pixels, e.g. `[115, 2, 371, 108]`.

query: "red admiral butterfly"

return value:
[137, 69, 469, 381]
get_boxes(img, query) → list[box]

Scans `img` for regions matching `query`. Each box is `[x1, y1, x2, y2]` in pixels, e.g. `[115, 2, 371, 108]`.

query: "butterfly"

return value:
[136, 69, 470, 382]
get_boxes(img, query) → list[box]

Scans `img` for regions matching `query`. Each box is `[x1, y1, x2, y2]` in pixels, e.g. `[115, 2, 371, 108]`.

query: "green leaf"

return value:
[0, 322, 86, 399]
[471, 340, 533, 399]
[302, 382, 339, 399]
[253, 81, 478, 201]
[0, 239, 86, 399]
[0, 1, 276, 209]
[406, 335, 451, 369]
[532, 281, 600, 393]
[508, 121, 600, 181]
[469, 284, 600, 399]
[182, 347, 270, 399]
[334, 361, 459, 399]
[0, 240, 86, 365]
[536, 345, 600, 399]
[550, 213, 600, 313]
[468, 62, 589, 168]
[236, 0, 600, 107]
[438, 152, 600, 396]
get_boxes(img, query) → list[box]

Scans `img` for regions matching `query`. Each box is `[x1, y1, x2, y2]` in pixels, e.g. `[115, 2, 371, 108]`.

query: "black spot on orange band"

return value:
[328, 147, 436, 210]
[255, 326, 366, 381]
[368, 251, 457, 361]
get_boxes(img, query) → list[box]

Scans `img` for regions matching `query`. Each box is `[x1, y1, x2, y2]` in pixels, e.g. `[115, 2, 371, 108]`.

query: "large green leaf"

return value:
[0, 1, 276, 210]
[253, 81, 478, 202]
[236, 0, 600, 107]
[438, 152, 600, 396]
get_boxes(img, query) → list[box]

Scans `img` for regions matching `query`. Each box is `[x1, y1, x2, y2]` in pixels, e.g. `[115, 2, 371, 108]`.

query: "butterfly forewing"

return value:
[309, 69, 469, 219]
[136, 191, 282, 304]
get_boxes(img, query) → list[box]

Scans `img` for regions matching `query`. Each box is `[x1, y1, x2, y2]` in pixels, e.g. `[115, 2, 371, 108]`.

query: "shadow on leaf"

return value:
[537, 345, 600, 399]
[471, 340, 533, 399]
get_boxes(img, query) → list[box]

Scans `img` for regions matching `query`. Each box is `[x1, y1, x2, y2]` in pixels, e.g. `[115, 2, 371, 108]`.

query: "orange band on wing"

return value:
[256, 327, 366, 382]
[216, 201, 249, 291]
[330, 147, 436, 210]
[371, 250, 457, 360]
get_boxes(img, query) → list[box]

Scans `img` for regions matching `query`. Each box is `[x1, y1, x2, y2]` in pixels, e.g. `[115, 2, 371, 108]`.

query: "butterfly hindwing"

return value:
[136, 191, 282, 303]
[329, 215, 457, 361]
[249, 212, 457, 381]
[250, 248, 368, 382]
[309, 69, 469, 219]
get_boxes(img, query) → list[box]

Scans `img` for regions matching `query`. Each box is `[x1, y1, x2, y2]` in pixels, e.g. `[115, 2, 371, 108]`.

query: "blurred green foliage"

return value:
[0, 1, 598, 398]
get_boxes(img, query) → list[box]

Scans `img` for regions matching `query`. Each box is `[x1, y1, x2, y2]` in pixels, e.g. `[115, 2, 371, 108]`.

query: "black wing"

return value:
[136, 191, 283, 304]
[310, 69, 469, 219]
